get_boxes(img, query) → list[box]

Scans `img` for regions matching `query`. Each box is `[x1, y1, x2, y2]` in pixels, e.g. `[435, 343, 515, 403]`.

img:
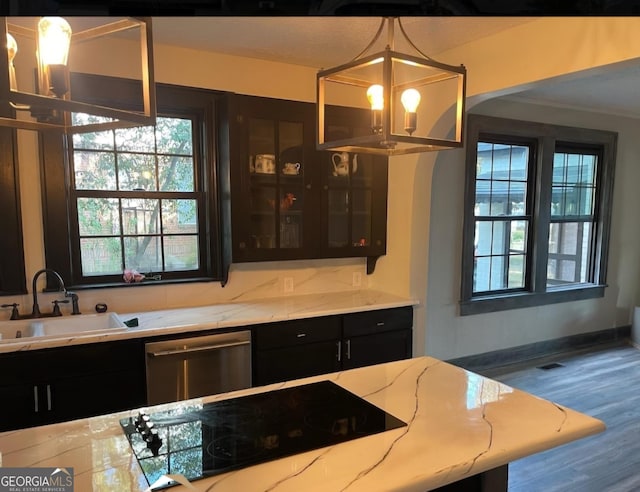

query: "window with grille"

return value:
[473, 141, 533, 294]
[71, 115, 202, 277]
[40, 77, 223, 287]
[461, 115, 616, 315]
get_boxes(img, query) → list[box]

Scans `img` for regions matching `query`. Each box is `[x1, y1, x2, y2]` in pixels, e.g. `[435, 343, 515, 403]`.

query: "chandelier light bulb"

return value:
[401, 88, 421, 135]
[6, 33, 17, 62]
[366, 84, 384, 110]
[37, 17, 72, 99]
[38, 17, 72, 67]
[6, 32, 17, 91]
[401, 88, 421, 113]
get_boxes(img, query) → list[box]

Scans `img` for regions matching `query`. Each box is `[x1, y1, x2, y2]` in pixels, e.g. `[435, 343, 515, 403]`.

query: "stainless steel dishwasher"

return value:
[145, 330, 252, 405]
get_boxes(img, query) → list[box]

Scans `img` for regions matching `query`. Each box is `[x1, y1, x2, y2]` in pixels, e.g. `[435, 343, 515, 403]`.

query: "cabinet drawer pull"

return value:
[376, 322, 385, 326]
[46, 385, 52, 411]
[336, 341, 341, 362]
[346, 339, 351, 360]
[296, 333, 306, 338]
[33, 385, 38, 413]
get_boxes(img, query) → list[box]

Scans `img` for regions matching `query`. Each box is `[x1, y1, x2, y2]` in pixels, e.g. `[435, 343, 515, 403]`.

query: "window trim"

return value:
[40, 74, 225, 289]
[460, 114, 617, 316]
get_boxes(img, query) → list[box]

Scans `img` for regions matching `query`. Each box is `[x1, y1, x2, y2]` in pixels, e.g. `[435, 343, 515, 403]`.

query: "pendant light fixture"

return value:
[317, 17, 466, 155]
[0, 16, 156, 133]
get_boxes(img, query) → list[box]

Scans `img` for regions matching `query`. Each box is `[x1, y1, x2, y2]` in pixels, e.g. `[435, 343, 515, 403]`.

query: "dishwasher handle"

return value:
[148, 340, 250, 357]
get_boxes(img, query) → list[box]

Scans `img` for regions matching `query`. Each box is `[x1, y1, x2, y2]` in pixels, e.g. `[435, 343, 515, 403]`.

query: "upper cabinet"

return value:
[222, 94, 387, 276]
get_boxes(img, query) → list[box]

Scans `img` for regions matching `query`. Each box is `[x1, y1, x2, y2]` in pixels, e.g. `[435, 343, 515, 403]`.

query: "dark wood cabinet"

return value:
[223, 94, 388, 275]
[252, 307, 412, 386]
[0, 126, 26, 296]
[0, 339, 146, 431]
[342, 329, 412, 370]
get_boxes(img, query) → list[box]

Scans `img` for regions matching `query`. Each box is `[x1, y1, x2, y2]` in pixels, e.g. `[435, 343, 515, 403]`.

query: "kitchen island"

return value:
[0, 356, 604, 491]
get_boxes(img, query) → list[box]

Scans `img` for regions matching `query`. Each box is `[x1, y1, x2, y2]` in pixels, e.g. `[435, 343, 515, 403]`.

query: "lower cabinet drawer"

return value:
[254, 340, 341, 386]
[253, 316, 341, 350]
[343, 306, 413, 338]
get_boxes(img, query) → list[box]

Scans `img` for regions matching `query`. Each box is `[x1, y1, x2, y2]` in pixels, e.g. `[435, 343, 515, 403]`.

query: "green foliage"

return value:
[74, 115, 200, 274]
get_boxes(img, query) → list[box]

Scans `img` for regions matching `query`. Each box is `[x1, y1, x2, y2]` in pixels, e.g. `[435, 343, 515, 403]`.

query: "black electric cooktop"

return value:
[120, 381, 407, 490]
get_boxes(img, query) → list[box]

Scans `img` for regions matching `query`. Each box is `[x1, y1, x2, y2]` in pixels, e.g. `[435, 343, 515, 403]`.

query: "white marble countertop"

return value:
[0, 290, 417, 354]
[0, 356, 605, 491]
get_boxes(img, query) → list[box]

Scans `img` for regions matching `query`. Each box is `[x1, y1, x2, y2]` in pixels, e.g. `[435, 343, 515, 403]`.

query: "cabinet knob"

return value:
[306, 184, 312, 190]
[239, 241, 246, 249]
[323, 185, 328, 191]
[146, 428, 163, 456]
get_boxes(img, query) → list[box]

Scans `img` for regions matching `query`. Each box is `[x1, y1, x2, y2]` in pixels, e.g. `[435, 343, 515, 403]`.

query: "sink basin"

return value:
[0, 313, 127, 341]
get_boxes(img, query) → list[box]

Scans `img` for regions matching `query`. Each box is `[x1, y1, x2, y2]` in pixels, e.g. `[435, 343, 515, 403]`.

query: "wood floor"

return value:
[482, 342, 640, 492]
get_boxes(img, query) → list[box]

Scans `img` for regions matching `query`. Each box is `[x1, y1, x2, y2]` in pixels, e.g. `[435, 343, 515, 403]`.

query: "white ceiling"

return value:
[150, 17, 531, 69]
[146, 17, 640, 119]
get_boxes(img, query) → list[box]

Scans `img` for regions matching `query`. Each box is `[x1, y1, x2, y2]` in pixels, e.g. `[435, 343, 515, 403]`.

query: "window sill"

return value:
[459, 284, 606, 316]
[67, 276, 221, 291]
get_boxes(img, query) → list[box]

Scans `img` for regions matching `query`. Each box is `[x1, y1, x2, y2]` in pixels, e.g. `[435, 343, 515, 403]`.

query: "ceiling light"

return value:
[0, 16, 156, 133]
[317, 17, 466, 155]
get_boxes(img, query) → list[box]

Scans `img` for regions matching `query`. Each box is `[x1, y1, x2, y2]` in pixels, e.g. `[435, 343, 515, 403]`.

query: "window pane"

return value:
[473, 217, 529, 294]
[156, 117, 193, 155]
[164, 235, 199, 271]
[80, 237, 122, 276]
[475, 142, 529, 217]
[122, 199, 160, 235]
[74, 151, 117, 190]
[491, 221, 508, 255]
[124, 236, 162, 272]
[162, 199, 198, 234]
[510, 220, 527, 253]
[115, 125, 156, 152]
[159, 156, 195, 192]
[508, 254, 525, 288]
[490, 256, 506, 290]
[474, 257, 491, 292]
[72, 129, 114, 150]
[77, 198, 120, 236]
[551, 151, 598, 218]
[547, 221, 593, 285]
[475, 221, 492, 256]
[118, 153, 157, 191]
[580, 155, 596, 184]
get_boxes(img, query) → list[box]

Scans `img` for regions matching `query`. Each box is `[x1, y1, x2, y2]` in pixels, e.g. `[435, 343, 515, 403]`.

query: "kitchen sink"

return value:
[0, 313, 127, 341]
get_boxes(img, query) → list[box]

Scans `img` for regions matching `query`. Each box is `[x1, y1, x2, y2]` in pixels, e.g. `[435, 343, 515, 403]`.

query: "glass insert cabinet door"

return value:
[246, 117, 305, 253]
[325, 151, 375, 250]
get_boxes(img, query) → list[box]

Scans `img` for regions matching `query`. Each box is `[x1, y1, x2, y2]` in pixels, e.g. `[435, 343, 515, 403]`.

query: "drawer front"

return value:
[254, 316, 341, 350]
[343, 307, 413, 338]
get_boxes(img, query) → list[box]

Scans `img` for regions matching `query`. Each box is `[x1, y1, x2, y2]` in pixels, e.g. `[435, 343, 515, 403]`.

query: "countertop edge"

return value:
[0, 290, 419, 354]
